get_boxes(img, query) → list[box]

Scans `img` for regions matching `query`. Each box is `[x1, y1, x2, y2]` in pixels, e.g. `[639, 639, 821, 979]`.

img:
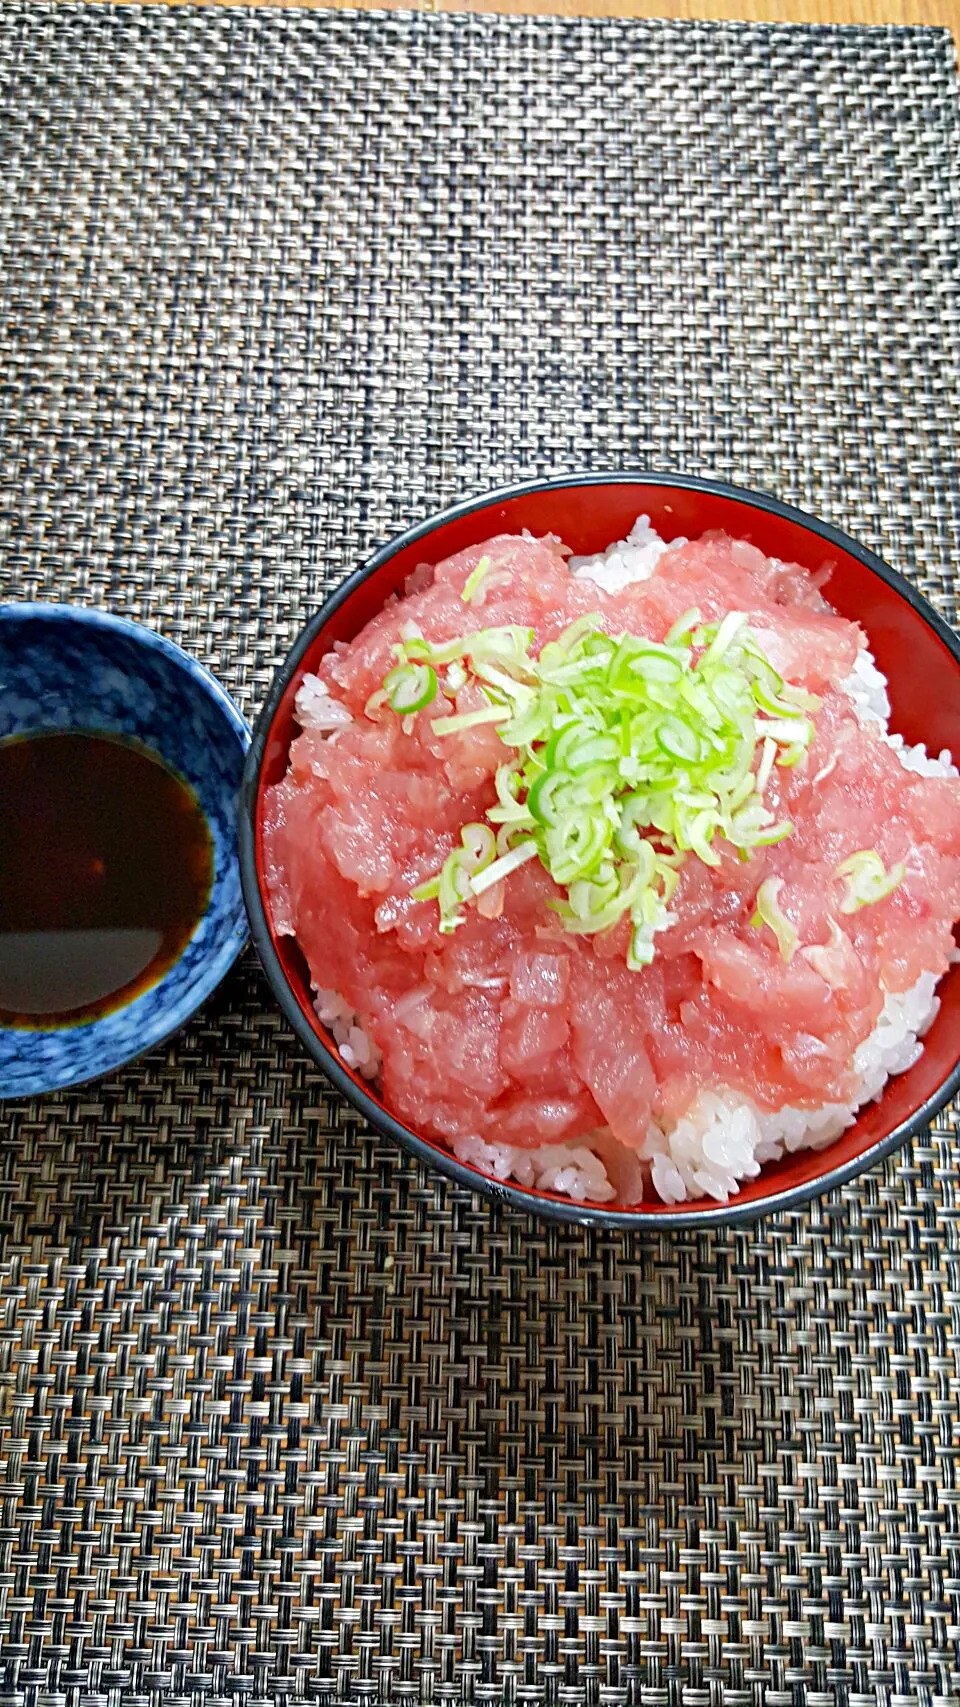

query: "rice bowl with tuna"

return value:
[261, 515, 960, 1208]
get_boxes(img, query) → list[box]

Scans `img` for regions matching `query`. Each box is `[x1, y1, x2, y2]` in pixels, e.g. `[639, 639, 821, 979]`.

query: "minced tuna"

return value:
[263, 518, 960, 1205]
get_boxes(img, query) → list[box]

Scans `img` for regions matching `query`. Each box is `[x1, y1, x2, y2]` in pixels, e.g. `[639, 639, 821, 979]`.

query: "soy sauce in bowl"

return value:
[0, 730, 214, 1028]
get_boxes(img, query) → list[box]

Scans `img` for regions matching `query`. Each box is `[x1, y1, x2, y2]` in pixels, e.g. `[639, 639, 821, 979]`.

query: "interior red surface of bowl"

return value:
[255, 481, 960, 1216]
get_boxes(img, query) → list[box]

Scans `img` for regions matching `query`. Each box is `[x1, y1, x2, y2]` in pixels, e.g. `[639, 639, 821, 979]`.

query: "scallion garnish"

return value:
[836, 849, 906, 914]
[750, 876, 798, 962]
[383, 662, 438, 716]
[382, 611, 821, 967]
[461, 555, 493, 604]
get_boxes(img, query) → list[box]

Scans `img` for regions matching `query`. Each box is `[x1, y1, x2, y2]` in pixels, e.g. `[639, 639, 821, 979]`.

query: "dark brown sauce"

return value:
[0, 731, 214, 1028]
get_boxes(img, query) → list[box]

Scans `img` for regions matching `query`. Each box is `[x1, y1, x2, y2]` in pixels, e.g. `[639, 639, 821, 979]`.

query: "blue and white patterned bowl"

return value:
[0, 603, 250, 1097]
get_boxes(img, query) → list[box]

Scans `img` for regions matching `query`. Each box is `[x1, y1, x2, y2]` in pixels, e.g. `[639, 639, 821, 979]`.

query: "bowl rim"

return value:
[239, 469, 960, 1228]
[0, 600, 252, 750]
[0, 599, 253, 1098]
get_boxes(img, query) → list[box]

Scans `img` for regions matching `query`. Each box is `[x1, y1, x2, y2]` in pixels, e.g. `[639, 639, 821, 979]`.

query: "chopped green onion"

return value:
[384, 662, 438, 715]
[430, 704, 509, 735]
[544, 811, 612, 885]
[837, 849, 906, 913]
[776, 743, 809, 770]
[665, 608, 701, 645]
[686, 808, 721, 868]
[656, 717, 704, 765]
[472, 660, 536, 701]
[756, 717, 814, 745]
[627, 925, 657, 969]
[470, 839, 539, 896]
[744, 819, 794, 847]
[461, 555, 493, 604]
[700, 610, 747, 666]
[754, 737, 777, 795]
[437, 860, 468, 932]
[750, 876, 798, 962]
[627, 896, 677, 969]
[421, 822, 499, 931]
[615, 795, 650, 860]
[527, 768, 573, 827]
[487, 762, 534, 826]
[379, 607, 820, 965]
[460, 822, 497, 867]
[780, 683, 822, 714]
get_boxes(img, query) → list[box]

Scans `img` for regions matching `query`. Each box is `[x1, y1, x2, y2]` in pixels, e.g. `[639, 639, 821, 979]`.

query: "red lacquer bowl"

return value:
[239, 474, 960, 1227]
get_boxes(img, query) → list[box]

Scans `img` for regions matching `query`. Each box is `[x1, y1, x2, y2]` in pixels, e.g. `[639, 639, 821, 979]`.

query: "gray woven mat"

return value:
[1, 5, 960, 1703]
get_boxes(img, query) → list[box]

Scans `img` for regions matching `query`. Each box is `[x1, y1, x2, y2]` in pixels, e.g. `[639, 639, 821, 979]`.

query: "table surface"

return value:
[4, 8, 960, 1705]
[207, 0, 960, 43]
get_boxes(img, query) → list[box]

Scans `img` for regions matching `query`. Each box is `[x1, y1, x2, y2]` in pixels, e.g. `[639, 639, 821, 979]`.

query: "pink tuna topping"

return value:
[262, 530, 960, 1162]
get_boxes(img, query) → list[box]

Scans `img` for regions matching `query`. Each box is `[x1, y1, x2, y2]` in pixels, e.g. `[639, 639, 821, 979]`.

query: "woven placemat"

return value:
[1, 5, 960, 1703]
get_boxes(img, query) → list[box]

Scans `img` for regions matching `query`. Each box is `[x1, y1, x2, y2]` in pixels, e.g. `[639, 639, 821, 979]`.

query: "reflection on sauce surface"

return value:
[0, 731, 213, 1027]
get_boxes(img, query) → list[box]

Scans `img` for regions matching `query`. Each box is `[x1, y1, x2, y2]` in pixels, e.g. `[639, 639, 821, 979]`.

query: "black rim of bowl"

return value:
[239, 470, 960, 1229]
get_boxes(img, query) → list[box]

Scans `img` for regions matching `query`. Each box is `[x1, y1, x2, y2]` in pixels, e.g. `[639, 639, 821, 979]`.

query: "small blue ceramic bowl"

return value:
[0, 603, 250, 1097]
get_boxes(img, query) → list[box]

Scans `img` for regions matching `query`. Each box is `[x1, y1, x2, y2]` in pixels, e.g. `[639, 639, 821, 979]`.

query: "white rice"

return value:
[313, 987, 382, 1080]
[843, 648, 957, 777]
[568, 513, 684, 592]
[451, 1134, 618, 1204]
[298, 521, 956, 1206]
[635, 971, 940, 1205]
[295, 675, 354, 734]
